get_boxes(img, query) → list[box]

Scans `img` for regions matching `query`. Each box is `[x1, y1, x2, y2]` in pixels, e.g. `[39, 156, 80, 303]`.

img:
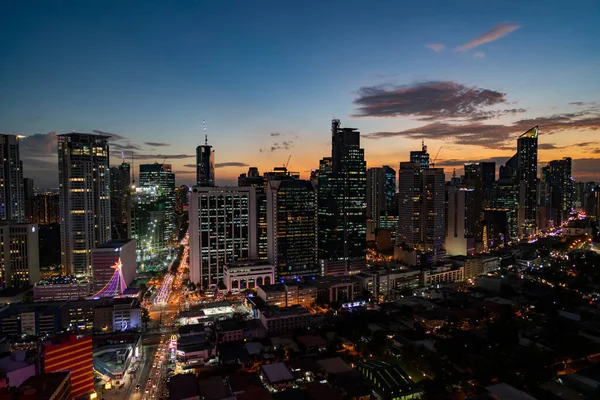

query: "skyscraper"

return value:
[397, 145, 445, 262]
[0, 134, 25, 223]
[109, 161, 131, 240]
[543, 157, 573, 226]
[517, 126, 539, 236]
[267, 180, 318, 280]
[196, 122, 215, 187]
[384, 165, 396, 209]
[58, 133, 111, 277]
[189, 187, 257, 288]
[463, 163, 483, 242]
[367, 167, 387, 231]
[132, 185, 167, 263]
[139, 163, 176, 241]
[446, 185, 476, 256]
[238, 167, 269, 261]
[0, 222, 40, 288]
[318, 119, 367, 275]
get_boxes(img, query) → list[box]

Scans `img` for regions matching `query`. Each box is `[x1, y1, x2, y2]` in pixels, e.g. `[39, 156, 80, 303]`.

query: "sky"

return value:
[1, 0, 600, 188]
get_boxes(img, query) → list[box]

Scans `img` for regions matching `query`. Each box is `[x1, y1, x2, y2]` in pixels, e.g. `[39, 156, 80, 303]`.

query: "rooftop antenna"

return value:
[203, 119, 208, 146]
[121, 151, 125, 163]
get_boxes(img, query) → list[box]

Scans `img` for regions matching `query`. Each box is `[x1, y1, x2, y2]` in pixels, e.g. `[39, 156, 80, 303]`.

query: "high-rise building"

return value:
[58, 133, 110, 277]
[109, 161, 131, 240]
[410, 141, 430, 170]
[28, 193, 60, 225]
[139, 163, 176, 240]
[463, 163, 483, 242]
[517, 126, 539, 236]
[0, 134, 25, 223]
[189, 187, 257, 288]
[0, 222, 40, 288]
[267, 180, 318, 280]
[42, 335, 93, 399]
[481, 162, 496, 206]
[384, 165, 396, 209]
[91, 239, 136, 294]
[446, 185, 476, 256]
[543, 157, 573, 226]
[397, 146, 445, 262]
[239, 167, 268, 260]
[196, 124, 215, 187]
[317, 119, 367, 275]
[367, 168, 387, 231]
[132, 185, 167, 263]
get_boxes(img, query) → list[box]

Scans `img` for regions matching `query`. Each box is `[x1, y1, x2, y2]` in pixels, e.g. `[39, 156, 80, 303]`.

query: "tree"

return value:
[141, 308, 151, 332]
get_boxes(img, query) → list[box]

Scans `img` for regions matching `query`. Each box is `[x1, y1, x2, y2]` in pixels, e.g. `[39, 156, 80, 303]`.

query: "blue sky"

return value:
[1, 0, 599, 186]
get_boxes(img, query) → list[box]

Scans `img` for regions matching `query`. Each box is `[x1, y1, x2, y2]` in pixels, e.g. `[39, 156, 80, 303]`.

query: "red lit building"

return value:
[43, 335, 93, 398]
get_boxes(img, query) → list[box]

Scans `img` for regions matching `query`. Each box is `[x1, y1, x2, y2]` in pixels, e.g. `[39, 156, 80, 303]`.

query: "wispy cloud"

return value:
[144, 142, 170, 147]
[473, 52, 485, 58]
[456, 23, 521, 52]
[426, 43, 445, 52]
[92, 129, 126, 141]
[270, 132, 282, 137]
[215, 162, 249, 168]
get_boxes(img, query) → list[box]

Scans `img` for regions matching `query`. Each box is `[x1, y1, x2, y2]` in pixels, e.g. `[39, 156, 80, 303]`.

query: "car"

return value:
[135, 384, 141, 392]
[145, 388, 149, 393]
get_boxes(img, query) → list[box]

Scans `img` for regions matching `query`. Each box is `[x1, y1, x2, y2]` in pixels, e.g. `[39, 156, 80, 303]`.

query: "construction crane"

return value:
[431, 146, 442, 168]
[284, 155, 292, 170]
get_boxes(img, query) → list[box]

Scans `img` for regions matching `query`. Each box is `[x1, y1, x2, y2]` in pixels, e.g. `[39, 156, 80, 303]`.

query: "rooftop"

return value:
[19, 371, 70, 400]
[97, 239, 134, 248]
[168, 373, 199, 400]
[259, 284, 287, 292]
[317, 357, 352, 375]
[261, 362, 294, 384]
[198, 376, 232, 400]
[262, 305, 311, 319]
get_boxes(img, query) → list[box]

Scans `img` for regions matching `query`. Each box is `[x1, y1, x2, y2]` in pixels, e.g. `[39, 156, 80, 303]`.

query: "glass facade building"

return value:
[58, 133, 111, 277]
[0, 134, 24, 223]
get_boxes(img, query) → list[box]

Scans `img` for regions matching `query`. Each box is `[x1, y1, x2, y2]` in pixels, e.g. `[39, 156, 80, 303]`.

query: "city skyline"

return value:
[1, 1, 600, 187]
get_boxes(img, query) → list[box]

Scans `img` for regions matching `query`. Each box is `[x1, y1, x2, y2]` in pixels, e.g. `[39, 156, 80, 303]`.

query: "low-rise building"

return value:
[216, 320, 245, 343]
[112, 297, 141, 331]
[259, 305, 311, 334]
[357, 360, 423, 400]
[33, 276, 91, 302]
[223, 261, 275, 292]
[0, 351, 37, 388]
[421, 265, 465, 286]
[357, 269, 420, 300]
[257, 283, 316, 307]
[313, 275, 362, 303]
[260, 362, 295, 390]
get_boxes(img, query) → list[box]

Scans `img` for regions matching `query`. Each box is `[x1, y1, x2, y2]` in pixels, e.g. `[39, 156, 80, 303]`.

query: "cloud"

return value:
[473, 51, 485, 58]
[111, 152, 194, 160]
[569, 102, 585, 107]
[270, 132, 282, 137]
[364, 108, 600, 149]
[20, 132, 59, 155]
[426, 43, 445, 52]
[434, 156, 511, 168]
[144, 142, 170, 147]
[92, 129, 126, 141]
[215, 162, 249, 168]
[261, 140, 294, 153]
[538, 143, 561, 150]
[112, 142, 142, 150]
[456, 23, 521, 51]
[353, 81, 508, 120]
[183, 164, 196, 169]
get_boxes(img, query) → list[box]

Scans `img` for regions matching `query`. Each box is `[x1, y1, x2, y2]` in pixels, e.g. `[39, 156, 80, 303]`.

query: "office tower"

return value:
[58, 133, 110, 277]
[267, 180, 318, 279]
[481, 162, 496, 205]
[29, 193, 60, 225]
[422, 168, 446, 259]
[109, 161, 131, 240]
[317, 119, 367, 275]
[139, 163, 176, 240]
[0, 134, 25, 223]
[175, 185, 189, 228]
[543, 157, 573, 226]
[494, 155, 519, 243]
[463, 163, 483, 242]
[91, 239, 136, 295]
[0, 222, 40, 288]
[397, 163, 422, 248]
[196, 123, 215, 187]
[446, 185, 476, 256]
[23, 178, 34, 222]
[517, 126, 539, 236]
[384, 165, 396, 209]
[410, 141, 430, 170]
[239, 167, 268, 260]
[132, 185, 167, 263]
[367, 168, 387, 232]
[189, 187, 257, 288]
[42, 335, 93, 399]
[397, 146, 446, 262]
